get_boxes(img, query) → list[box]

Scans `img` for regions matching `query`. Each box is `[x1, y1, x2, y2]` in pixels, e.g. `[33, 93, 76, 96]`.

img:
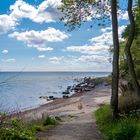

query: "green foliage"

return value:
[121, 25, 130, 39]
[95, 105, 140, 140]
[0, 118, 35, 140]
[0, 115, 57, 140]
[43, 116, 57, 126]
[59, 0, 110, 31]
[120, 31, 140, 80]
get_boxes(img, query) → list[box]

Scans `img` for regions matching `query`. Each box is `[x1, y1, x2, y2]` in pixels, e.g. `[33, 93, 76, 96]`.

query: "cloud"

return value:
[36, 47, 53, 52]
[0, 15, 17, 34]
[38, 55, 45, 58]
[77, 55, 109, 64]
[90, 25, 126, 46]
[101, 27, 112, 33]
[0, 0, 62, 34]
[2, 49, 8, 54]
[65, 25, 126, 67]
[118, 10, 128, 21]
[0, 0, 128, 35]
[1, 58, 16, 63]
[66, 45, 109, 56]
[66, 26, 126, 55]
[9, 27, 69, 51]
[10, 0, 62, 23]
[49, 56, 63, 64]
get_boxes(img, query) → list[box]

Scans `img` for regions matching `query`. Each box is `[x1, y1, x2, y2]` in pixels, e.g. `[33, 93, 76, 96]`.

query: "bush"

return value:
[95, 105, 140, 140]
[43, 116, 57, 126]
[0, 115, 57, 140]
[0, 119, 35, 140]
[119, 92, 140, 114]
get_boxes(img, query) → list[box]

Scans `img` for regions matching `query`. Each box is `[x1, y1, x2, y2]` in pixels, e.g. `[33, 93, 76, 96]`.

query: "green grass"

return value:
[95, 105, 140, 140]
[0, 116, 57, 140]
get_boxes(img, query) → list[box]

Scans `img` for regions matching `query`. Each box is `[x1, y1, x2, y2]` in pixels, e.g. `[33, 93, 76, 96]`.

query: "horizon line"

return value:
[0, 71, 112, 73]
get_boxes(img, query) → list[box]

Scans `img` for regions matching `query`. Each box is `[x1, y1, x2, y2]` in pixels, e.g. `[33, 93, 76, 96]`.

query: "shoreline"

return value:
[15, 88, 111, 121]
[8, 76, 111, 120]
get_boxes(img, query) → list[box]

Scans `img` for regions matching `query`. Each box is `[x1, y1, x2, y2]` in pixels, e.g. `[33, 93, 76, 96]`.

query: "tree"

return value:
[60, 0, 119, 117]
[110, 0, 119, 117]
[138, 0, 140, 8]
[124, 0, 140, 96]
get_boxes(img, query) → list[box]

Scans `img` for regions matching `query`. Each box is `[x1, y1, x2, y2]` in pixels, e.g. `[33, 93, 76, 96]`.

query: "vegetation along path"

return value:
[37, 86, 111, 140]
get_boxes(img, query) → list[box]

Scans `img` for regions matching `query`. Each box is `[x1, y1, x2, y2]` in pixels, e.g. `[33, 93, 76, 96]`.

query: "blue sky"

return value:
[0, 0, 129, 72]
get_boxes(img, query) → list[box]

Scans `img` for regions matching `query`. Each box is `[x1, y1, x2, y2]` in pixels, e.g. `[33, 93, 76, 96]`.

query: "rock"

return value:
[49, 96, 54, 100]
[88, 84, 95, 88]
[84, 88, 91, 91]
[55, 116, 62, 121]
[63, 95, 69, 98]
[39, 96, 48, 99]
[62, 90, 70, 95]
[67, 86, 71, 90]
[47, 96, 56, 101]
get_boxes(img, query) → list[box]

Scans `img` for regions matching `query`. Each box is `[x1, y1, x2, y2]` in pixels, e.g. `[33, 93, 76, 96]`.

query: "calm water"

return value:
[0, 72, 110, 112]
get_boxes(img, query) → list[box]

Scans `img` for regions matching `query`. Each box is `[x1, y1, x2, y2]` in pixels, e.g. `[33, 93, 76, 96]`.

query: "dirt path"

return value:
[37, 86, 111, 140]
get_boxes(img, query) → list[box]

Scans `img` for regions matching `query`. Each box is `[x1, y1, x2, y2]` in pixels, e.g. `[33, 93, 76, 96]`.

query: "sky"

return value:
[0, 0, 129, 72]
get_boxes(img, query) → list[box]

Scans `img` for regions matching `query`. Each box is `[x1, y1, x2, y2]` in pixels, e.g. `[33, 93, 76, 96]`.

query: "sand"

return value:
[11, 84, 111, 140]
[30, 85, 111, 140]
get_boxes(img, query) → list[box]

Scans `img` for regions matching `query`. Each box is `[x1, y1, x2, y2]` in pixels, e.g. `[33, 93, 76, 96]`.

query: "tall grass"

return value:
[95, 105, 140, 140]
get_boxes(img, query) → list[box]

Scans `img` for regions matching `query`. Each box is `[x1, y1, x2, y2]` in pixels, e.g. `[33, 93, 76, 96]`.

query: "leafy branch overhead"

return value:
[59, 0, 111, 31]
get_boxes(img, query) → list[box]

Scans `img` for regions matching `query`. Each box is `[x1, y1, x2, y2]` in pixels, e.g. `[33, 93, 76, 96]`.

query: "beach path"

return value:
[37, 86, 111, 140]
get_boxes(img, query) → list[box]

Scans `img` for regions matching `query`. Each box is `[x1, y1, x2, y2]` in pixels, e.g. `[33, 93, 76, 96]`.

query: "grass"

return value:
[95, 105, 140, 140]
[0, 115, 58, 140]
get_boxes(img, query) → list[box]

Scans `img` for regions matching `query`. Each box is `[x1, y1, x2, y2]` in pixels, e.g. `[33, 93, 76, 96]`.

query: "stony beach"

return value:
[7, 77, 111, 140]
[17, 77, 111, 121]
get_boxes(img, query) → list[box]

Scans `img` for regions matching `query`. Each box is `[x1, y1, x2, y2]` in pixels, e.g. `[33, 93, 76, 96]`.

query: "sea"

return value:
[0, 72, 110, 112]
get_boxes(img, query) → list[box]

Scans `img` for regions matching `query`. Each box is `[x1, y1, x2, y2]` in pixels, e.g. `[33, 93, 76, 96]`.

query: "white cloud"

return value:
[0, 15, 17, 34]
[65, 25, 126, 68]
[118, 10, 128, 20]
[0, 0, 62, 34]
[9, 27, 69, 51]
[1, 58, 16, 63]
[49, 56, 63, 64]
[0, 0, 128, 35]
[36, 47, 53, 52]
[101, 27, 112, 33]
[38, 55, 45, 58]
[66, 26, 126, 56]
[10, 0, 62, 23]
[66, 45, 109, 56]
[2, 49, 8, 54]
[90, 25, 126, 46]
[77, 55, 109, 64]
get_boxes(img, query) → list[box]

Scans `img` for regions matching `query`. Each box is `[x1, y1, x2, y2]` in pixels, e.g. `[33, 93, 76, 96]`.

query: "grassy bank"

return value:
[95, 105, 140, 140]
[0, 115, 57, 140]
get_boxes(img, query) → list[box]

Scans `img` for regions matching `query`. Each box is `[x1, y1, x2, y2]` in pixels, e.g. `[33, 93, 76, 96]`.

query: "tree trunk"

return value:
[125, 0, 140, 96]
[111, 0, 119, 117]
[138, 0, 140, 8]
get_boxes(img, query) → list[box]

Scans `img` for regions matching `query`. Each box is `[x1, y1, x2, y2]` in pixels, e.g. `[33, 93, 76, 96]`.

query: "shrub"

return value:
[0, 114, 58, 140]
[43, 116, 57, 126]
[0, 119, 35, 140]
[33, 125, 43, 132]
[119, 92, 140, 114]
[95, 105, 140, 140]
